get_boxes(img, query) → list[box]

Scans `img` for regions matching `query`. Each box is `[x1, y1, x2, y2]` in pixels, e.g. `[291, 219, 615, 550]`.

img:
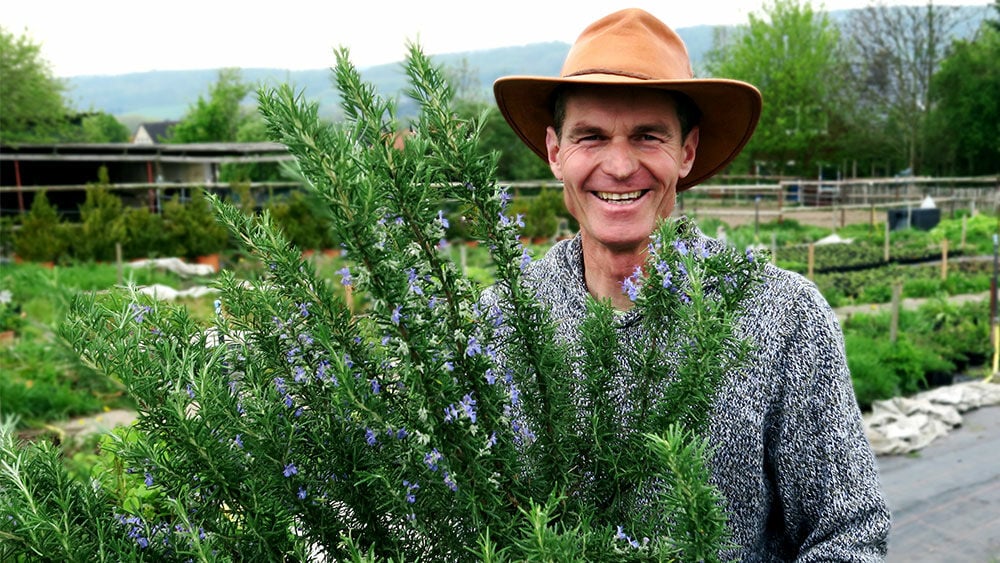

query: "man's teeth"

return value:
[595, 190, 643, 203]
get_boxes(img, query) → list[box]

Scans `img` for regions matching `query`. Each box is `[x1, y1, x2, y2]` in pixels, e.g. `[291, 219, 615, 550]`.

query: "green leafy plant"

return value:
[2, 44, 764, 561]
[0, 289, 25, 333]
[162, 188, 230, 260]
[13, 191, 67, 263]
[266, 190, 332, 251]
[72, 167, 127, 262]
[114, 206, 168, 260]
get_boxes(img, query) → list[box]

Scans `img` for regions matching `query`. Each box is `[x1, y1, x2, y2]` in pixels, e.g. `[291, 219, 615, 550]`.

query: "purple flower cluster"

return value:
[423, 448, 442, 472]
[403, 479, 420, 503]
[129, 302, 152, 324]
[116, 514, 153, 549]
[614, 525, 649, 549]
[443, 393, 478, 424]
[622, 267, 643, 301]
[336, 266, 353, 287]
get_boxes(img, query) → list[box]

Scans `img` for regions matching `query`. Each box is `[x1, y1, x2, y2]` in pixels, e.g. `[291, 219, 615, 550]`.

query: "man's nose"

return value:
[601, 138, 638, 180]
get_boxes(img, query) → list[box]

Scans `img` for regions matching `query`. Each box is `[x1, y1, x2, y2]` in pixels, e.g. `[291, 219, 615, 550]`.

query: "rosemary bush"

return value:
[0, 45, 763, 561]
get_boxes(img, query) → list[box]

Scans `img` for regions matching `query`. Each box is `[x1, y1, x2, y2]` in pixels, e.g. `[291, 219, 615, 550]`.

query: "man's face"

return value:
[545, 86, 699, 255]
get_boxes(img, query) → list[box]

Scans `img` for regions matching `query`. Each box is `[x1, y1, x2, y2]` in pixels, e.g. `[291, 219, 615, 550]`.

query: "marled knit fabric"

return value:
[485, 226, 891, 561]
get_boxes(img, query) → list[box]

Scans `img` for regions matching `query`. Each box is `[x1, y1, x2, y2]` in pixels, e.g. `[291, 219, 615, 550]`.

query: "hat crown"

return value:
[561, 9, 693, 81]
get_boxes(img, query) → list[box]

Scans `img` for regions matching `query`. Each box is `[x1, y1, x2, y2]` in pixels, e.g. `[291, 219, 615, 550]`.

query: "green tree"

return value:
[843, 3, 972, 175]
[168, 68, 255, 143]
[13, 191, 67, 262]
[78, 112, 131, 142]
[925, 7, 1000, 175]
[477, 103, 553, 180]
[73, 167, 126, 262]
[0, 26, 71, 143]
[705, 0, 845, 176]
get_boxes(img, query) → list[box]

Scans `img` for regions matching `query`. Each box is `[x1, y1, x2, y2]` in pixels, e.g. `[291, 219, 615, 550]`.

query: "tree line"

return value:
[2, 0, 997, 180]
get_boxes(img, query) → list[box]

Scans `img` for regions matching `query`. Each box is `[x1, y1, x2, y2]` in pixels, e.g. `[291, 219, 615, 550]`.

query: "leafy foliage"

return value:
[12, 192, 66, 263]
[168, 68, 255, 143]
[0, 26, 70, 143]
[705, 0, 845, 176]
[927, 20, 1000, 175]
[161, 189, 230, 259]
[73, 168, 126, 262]
[1, 44, 765, 561]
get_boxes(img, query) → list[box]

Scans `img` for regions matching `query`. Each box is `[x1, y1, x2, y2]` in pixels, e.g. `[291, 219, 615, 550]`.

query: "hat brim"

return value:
[493, 75, 762, 191]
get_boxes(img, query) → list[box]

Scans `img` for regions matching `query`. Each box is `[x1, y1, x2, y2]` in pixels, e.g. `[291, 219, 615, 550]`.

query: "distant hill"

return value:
[63, 25, 719, 125]
[64, 6, 990, 127]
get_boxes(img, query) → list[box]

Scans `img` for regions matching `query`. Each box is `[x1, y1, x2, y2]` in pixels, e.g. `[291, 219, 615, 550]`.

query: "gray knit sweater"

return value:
[489, 228, 891, 561]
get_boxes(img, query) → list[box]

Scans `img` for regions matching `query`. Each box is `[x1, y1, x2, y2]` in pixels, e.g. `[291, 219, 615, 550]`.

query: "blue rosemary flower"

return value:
[404, 480, 420, 503]
[336, 267, 353, 287]
[391, 305, 403, 326]
[129, 303, 151, 324]
[365, 428, 377, 446]
[466, 335, 482, 357]
[298, 486, 308, 500]
[283, 463, 298, 477]
[622, 267, 642, 301]
[520, 248, 532, 270]
[460, 393, 477, 423]
[437, 210, 449, 229]
[407, 268, 424, 295]
[662, 269, 673, 289]
[443, 471, 458, 492]
[424, 448, 442, 471]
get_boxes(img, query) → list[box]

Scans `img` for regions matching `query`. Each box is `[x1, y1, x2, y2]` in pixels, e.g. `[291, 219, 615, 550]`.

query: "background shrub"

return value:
[75, 183, 126, 262]
[13, 191, 66, 263]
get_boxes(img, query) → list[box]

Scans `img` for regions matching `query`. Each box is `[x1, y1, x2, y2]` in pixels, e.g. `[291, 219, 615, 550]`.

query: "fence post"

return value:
[889, 283, 902, 345]
[116, 243, 124, 286]
[940, 238, 949, 280]
[884, 221, 891, 263]
[807, 243, 815, 280]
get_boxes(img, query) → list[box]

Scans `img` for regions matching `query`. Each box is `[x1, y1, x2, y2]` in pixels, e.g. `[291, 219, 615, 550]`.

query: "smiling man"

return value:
[546, 85, 699, 309]
[491, 8, 891, 561]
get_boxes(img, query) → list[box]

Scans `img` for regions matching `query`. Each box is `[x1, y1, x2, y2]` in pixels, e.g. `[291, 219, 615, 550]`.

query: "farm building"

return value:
[0, 142, 294, 218]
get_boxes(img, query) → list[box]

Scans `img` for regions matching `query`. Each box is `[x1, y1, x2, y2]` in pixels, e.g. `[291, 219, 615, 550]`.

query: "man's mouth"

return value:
[593, 190, 646, 204]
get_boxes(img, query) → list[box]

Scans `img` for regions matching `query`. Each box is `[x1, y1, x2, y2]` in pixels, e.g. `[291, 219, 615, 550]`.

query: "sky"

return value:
[4, 0, 992, 77]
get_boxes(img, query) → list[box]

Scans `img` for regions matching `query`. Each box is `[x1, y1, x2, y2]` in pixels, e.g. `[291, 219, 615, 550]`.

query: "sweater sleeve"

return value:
[769, 283, 891, 562]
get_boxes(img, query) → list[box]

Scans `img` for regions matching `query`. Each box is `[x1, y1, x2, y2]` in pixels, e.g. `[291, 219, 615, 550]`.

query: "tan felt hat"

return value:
[493, 8, 762, 190]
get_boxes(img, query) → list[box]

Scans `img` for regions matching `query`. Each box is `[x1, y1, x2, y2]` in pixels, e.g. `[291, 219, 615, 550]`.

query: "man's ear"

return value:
[545, 126, 563, 181]
[678, 126, 700, 179]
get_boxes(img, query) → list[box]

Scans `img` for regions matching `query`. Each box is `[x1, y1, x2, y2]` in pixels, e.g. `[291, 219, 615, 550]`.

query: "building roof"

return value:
[134, 120, 179, 142]
[0, 142, 293, 164]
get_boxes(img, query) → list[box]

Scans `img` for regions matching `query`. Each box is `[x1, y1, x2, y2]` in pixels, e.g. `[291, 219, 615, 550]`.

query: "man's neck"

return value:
[580, 238, 646, 311]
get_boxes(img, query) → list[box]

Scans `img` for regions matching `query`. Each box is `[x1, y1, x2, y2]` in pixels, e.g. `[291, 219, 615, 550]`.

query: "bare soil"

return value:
[676, 204, 879, 230]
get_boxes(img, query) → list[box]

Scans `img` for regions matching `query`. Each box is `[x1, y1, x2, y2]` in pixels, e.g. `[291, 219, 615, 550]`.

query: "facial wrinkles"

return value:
[561, 114, 683, 192]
